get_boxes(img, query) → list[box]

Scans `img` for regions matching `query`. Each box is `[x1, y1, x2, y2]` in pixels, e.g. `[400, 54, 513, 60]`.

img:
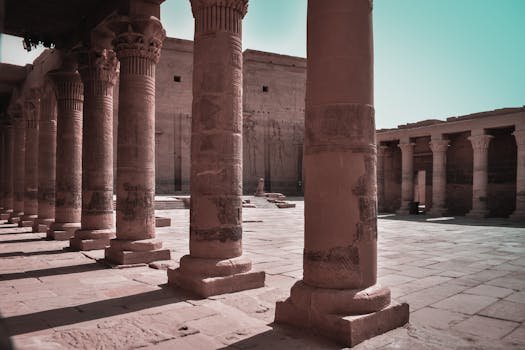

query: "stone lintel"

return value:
[275, 299, 409, 347]
[167, 267, 265, 298]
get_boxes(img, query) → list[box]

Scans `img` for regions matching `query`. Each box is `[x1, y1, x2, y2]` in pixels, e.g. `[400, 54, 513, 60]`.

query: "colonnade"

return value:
[378, 126, 525, 219]
[0, 0, 409, 346]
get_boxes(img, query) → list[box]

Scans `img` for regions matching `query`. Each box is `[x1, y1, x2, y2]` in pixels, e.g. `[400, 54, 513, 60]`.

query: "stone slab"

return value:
[168, 268, 266, 298]
[0, 213, 11, 220]
[275, 299, 409, 347]
[47, 230, 74, 241]
[105, 247, 171, 265]
[155, 216, 171, 227]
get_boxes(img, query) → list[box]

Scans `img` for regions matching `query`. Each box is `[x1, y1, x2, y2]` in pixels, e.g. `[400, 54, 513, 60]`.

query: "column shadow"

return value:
[0, 238, 45, 244]
[3, 287, 193, 336]
[0, 249, 69, 258]
[378, 213, 525, 228]
[0, 262, 106, 281]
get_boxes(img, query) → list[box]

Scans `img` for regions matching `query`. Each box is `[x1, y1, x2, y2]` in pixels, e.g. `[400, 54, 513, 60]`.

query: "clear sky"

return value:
[1, 0, 524, 128]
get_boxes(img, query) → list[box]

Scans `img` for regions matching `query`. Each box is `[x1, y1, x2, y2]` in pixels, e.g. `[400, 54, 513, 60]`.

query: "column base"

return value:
[8, 211, 23, 224]
[33, 218, 54, 233]
[509, 210, 525, 222]
[395, 208, 410, 215]
[155, 216, 171, 227]
[19, 214, 38, 228]
[167, 255, 265, 298]
[465, 208, 489, 219]
[104, 238, 171, 265]
[70, 229, 115, 251]
[0, 209, 13, 220]
[47, 222, 80, 241]
[275, 281, 409, 347]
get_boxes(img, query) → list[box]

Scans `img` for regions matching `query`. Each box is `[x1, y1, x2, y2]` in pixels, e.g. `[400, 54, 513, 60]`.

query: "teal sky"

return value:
[1, 0, 524, 128]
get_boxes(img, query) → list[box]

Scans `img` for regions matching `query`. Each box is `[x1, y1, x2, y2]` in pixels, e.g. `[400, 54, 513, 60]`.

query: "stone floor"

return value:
[1, 197, 524, 349]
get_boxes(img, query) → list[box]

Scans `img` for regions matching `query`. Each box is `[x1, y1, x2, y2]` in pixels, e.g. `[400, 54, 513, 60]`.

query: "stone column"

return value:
[9, 112, 25, 224]
[104, 16, 170, 265]
[466, 131, 493, 218]
[167, 0, 264, 297]
[428, 137, 449, 217]
[70, 46, 118, 251]
[47, 60, 84, 240]
[20, 91, 41, 227]
[396, 140, 415, 215]
[275, 1, 408, 346]
[33, 85, 57, 233]
[377, 145, 388, 213]
[0, 122, 14, 220]
[510, 128, 525, 221]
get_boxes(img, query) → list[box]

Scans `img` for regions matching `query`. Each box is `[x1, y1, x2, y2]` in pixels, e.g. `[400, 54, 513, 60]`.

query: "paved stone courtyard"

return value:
[1, 196, 524, 349]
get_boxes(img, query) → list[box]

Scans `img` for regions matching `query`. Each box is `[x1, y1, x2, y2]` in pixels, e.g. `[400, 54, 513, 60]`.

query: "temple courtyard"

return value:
[0, 196, 523, 349]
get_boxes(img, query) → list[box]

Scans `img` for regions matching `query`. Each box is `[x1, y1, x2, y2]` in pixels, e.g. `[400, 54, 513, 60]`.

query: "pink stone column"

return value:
[8, 113, 26, 224]
[275, 1, 408, 346]
[104, 16, 170, 265]
[428, 137, 449, 217]
[377, 145, 388, 213]
[33, 86, 57, 233]
[466, 131, 493, 218]
[510, 128, 525, 221]
[396, 140, 415, 215]
[70, 47, 118, 251]
[167, 0, 265, 297]
[47, 63, 84, 240]
[20, 91, 41, 227]
[0, 122, 14, 220]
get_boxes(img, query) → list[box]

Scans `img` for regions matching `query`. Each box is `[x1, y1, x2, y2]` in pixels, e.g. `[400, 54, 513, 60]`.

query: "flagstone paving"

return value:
[1, 197, 524, 349]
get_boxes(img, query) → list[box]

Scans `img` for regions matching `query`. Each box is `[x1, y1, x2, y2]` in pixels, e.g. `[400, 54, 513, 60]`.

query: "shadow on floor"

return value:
[3, 286, 192, 336]
[0, 262, 107, 281]
[378, 213, 525, 228]
[0, 249, 69, 258]
[218, 323, 339, 350]
[0, 238, 46, 244]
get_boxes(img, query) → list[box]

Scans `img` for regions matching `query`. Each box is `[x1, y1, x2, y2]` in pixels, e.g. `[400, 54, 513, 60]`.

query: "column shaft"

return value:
[510, 129, 525, 220]
[47, 68, 84, 240]
[275, 1, 408, 346]
[105, 16, 170, 265]
[9, 116, 25, 223]
[377, 145, 388, 213]
[168, 0, 264, 297]
[466, 133, 493, 218]
[1, 123, 14, 217]
[21, 92, 40, 227]
[397, 142, 415, 215]
[34, 88, 57, 232]
[428, 139, 449, 216]
[70, 48, 118, 251]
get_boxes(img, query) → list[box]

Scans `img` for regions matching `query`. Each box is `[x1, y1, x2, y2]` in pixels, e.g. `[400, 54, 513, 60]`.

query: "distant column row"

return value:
[378, 127, 525, 220]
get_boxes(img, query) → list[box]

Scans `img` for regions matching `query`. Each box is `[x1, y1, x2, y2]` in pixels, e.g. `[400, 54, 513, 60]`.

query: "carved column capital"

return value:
[111, 16, 166, 64]
[468, 134, 493, 151]
[77, 48, 118, 96]
[429, 139, 449, 154]
[397, 142, 415, 154]
[513, 130, 525, 148]
[47, 70, 84, 112]
[191, 0, 248, 35]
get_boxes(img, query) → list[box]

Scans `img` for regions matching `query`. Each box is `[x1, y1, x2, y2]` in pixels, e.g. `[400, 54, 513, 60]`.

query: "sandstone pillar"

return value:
[47, 61, 84, 240]
[466, 131, 493, 218]
[0, 127, 4, 211]
[167, 0, 264, 297]
[33, 86, 57, 233]
[274, 1, 408, 346]
[377, 145, 388, 213]
[0, 122, 14, 220]
[428, 137, 449, 217]
[396, 140, 415, 215]
[104, 16, 170, 265]
[70, 46, 118, 251]
[20, 91, 40, 227]
[9, 113, 25, 224]
[510, 129, 525, 221]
